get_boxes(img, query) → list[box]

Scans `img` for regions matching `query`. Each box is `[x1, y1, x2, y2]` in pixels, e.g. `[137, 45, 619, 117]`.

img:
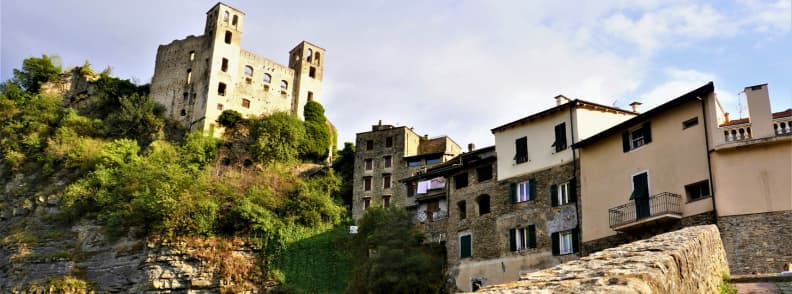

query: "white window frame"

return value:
[557, 182, 570, 205]
[517, 181, 531, 202]
[559, 231, 573, 255]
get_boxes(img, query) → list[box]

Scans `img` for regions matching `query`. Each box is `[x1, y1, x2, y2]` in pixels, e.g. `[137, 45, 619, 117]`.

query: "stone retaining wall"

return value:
[719, 211, 792, 274]
[478, 225, 728, 293]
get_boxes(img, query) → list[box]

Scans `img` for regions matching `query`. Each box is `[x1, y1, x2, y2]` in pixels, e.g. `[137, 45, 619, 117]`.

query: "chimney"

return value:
[723, 112, 730, 124]
[629, 101, 642, 113]
[424, 134, 429, 140]
[555, 95, 571, 106]
[378, 120, 382, 126]
[467, 143, 475, 152]
[744, 83, 773, 138]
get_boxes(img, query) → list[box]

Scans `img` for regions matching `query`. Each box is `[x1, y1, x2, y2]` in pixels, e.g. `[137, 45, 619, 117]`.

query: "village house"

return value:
[351, 121, 461, 221]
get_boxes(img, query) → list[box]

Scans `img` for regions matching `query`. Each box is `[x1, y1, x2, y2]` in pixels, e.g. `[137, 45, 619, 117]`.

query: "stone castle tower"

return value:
[150, 2, 324, 134]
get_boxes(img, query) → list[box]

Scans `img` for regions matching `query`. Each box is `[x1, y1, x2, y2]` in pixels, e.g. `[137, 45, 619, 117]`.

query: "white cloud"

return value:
[637, 67, 715, 109]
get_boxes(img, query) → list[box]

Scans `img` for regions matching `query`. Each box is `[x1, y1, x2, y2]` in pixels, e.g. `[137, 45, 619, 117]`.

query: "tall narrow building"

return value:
[150, 3, 324, 135]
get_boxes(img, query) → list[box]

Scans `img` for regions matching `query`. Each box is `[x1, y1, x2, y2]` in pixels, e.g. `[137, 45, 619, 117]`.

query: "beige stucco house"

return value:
[574, 82, 792, 273]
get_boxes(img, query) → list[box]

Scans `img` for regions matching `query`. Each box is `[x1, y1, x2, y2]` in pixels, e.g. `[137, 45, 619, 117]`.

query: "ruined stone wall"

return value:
[479, 225, 729, 294]
[231, 50, 295, 119]
[719, 211, 792, 274]
[581, 211, 715, 255]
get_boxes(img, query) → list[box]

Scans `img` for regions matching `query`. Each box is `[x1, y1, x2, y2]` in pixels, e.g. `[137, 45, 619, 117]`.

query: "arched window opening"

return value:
[223, 11, 229, 23]
[458, 201, 467, 220]
[263, 73, 271, 83]
[477, 195, 491, 215]
[186, 69, 192, 84]
[244, 65, 253, 76]
[224, 31, 232, 44]
[232, 15, 238, 26]
[180, 109, 187, 116]
[280, 80, 288, 90]
[218, 82, 227, 96]
[306, 48, 313, 62]
[314, 52, 321, 64]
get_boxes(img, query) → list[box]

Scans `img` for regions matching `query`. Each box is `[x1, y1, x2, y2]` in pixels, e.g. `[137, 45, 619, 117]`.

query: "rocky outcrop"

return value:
[478, 225, 729, 293]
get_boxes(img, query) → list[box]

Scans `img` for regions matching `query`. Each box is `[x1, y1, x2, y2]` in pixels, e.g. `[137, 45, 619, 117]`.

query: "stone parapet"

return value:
[478, 225, 728, 293]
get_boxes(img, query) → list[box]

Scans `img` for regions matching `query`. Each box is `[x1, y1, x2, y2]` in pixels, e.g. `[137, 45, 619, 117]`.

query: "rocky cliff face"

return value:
[0, 164, 263, 293]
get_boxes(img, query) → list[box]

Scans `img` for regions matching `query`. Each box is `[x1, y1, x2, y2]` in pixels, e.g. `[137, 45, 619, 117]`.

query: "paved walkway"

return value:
[736, 282, 792, 294]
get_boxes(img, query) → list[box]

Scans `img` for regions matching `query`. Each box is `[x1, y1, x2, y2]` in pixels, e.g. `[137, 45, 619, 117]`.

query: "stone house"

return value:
[351, 121, 461, 221]
[574, 82, 792, 274]
[150, 3, 324, 135]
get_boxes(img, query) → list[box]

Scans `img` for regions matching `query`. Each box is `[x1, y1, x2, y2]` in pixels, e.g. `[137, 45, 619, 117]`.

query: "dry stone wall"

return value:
[719, 211, 792, 274]
[478, 225, 728, 293]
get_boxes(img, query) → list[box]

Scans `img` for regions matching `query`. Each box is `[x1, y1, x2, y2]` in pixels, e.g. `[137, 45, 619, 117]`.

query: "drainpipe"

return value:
[569, 103, 583, 255]
[699, 96, 719, 222]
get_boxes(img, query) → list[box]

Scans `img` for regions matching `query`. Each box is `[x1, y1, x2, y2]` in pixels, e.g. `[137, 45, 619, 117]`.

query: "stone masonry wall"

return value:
[478, 225, 729, 294]
[719, 210, 792, 274]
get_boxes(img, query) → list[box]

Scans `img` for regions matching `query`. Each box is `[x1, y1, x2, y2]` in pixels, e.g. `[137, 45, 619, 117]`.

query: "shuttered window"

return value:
[554, 122, 567, 152]
[622, 122, 652, 152]
[509, 225, 537, 251]
[460, 235, 472, 258]
[514, 137, 528, 163]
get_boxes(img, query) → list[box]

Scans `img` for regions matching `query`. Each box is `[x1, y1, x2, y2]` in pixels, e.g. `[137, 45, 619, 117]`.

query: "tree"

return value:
[333, 142, 356, 205]
[13, 55, 62, 93]
[105, 93, 164, 146]
[302, 101, 331, 162]
[347, 207, 445, 293]
[218, 110, 243, 128]
[249, 112, 306, 164]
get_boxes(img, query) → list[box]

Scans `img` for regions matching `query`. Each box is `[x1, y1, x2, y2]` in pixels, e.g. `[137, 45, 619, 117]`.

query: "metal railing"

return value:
[608, 192, 682, 228]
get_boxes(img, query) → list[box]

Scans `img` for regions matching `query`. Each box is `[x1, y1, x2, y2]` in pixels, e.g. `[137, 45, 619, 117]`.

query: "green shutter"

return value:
[643, 122, 652, 143]
[572, 228, 580, 254]
[551, 232, 560, 256]
[529, 179, 536, 201]
[528, 225, 537, 249]
[569, 178, 577, 203]
[461, 235, 472, 258]
[622, 130, 630, 152]
[550, 184, 558, 207]
[509, 183, 517, 203]
[509, 229, 516, 252]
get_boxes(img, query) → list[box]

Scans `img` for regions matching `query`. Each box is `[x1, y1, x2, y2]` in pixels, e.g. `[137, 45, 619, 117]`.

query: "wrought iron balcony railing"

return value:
[608, 192, 682, 229]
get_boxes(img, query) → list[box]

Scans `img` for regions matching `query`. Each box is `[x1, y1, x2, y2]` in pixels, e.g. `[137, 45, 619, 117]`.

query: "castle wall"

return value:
[150, 35, 211, 129]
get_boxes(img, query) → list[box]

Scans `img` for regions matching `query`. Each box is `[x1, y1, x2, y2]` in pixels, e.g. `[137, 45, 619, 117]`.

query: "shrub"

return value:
[249, 112, 305, 164]
[218, 110, 243, 128]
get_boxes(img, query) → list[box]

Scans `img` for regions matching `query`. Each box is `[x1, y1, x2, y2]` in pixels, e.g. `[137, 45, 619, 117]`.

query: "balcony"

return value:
[722, 116, 792, 143]
[608, 192, 682, 231]
[414, 210, 448, 223]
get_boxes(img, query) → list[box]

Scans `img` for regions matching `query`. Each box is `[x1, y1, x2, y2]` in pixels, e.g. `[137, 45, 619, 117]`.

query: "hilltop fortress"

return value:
[150, 3, 324, 134]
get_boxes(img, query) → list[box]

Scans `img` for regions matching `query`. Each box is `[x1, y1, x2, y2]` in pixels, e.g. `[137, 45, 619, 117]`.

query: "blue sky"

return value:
[2, 0, 790, 147]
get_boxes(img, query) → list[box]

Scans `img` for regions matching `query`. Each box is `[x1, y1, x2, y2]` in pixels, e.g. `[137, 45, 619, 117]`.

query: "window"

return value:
[477, 195, 490, 215]
[509, 225, 536, 251]
[246, 78, 252, 84]
[189, 51, 195, 61]
[314, 52, 321, 64]
[180, 109, 187, 116]
[510, 179, 536, 203]
[280, 80, 288, 90]
[471, 279, 483, 292]
[476, 165, 492, 182]
[363, 177, 372, 191]
[515, 137, 528, 163]
[365, 140, 374, 150]
[622, 122, 652, 152]
[186, 69, 192, 84]
[685, 180, 711, 202]
[554, 122, 567, 152]
[307, 91, 314, 101]
[364, 158, 373, 170]
[242, 98, 250, 108]
[383, 174, 391, 189]
[454, 173, 468, 189]
[224, 31, 232, 44]
[309, 66, 316, 78]
[385, 136, 393, 147]
[460, 234, 472, 258]
[426, 157, 442, 165]
[683, 117, 699, 129]
[407, 160, 423, 167]
[221, 58, 229, 72]
[383, 156, 392, 168]
[458, 201, 467, 219]
[551, 229, 579, 256]
[183, 92, 189, 101]
[383, 195, 390, 208]
[263, 73, 271, 83]
[217, 103, 223, 111]
[363, 197, 371, 210]
[223, 11, 229, 23]
[306, 48, 313, 61]
[232, 15, 238, 26]
[218, 82, 227, 96]
[244, 65, 253, 76]
[551, 181, 575, 207]
[407, 182, 416, 197]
